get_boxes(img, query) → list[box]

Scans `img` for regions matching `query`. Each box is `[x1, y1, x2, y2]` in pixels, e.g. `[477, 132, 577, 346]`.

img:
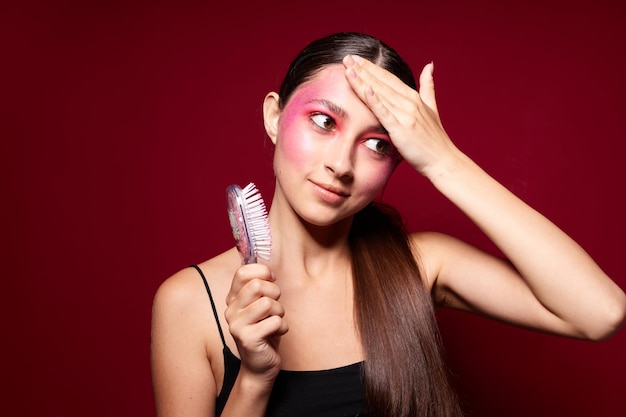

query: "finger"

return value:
[229, 279, 282, 312]
[256, 315, 289, 338]
[344, 55, 410, 95]
[343, 56, 410, 110]
[418, 62, 438, 113]
[237, 315, 288, 355]
[227, 264, 274, 305]
[346, 72, 421, 143]
[343, 55, 420, 124]
[362, 86, 400, 131]
[227, 297, 286, 339]
[343, 57, 403, 125]
[244, 296, 286, 325]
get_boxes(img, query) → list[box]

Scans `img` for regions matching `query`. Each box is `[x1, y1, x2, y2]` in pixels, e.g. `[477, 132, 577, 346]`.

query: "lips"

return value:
[310, 180, 350, 204]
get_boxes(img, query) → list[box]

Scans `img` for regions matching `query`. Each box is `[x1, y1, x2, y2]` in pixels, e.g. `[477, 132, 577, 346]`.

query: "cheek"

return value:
[361, 161, 396, 195]
[277, 111, 315, 168]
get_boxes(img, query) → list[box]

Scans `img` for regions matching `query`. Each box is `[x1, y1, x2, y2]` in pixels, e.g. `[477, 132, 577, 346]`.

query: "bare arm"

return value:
[221, 263, 289, 416]
[419, 149, 625, 340]
[151, 268, 217, 417]
[151, 262, 288, 417]
[344, 55, 626, 340]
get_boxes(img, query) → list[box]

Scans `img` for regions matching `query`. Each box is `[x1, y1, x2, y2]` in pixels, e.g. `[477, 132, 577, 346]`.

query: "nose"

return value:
[324, 137, 355, 182]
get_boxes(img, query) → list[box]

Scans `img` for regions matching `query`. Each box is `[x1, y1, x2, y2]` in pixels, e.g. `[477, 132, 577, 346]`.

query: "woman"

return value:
[151, 32, 626, 417]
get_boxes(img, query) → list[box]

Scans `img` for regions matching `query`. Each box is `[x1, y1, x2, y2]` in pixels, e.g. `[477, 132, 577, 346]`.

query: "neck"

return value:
[267, 191, 353, 280]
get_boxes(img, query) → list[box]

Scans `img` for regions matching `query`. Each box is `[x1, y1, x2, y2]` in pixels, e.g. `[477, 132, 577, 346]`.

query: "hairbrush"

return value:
[226, 182, 272, 264]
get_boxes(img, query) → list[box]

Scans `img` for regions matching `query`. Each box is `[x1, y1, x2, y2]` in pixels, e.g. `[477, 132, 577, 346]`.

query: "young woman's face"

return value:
[270, 64, 398, 227]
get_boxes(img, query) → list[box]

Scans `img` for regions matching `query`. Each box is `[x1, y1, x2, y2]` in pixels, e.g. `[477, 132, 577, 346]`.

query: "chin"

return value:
[296, 205, 363, 230]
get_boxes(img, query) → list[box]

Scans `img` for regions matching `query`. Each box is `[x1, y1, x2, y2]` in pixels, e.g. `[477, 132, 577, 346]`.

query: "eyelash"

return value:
[309, 113, 393, 157]
[363, 138, 394, 157]
[310, 113, 336, 131]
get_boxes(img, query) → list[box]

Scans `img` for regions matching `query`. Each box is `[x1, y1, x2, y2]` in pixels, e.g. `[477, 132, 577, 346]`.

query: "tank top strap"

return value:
[189, 264, 227, 348]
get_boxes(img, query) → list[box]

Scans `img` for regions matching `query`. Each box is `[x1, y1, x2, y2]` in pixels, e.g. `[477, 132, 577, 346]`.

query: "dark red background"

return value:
[3, 1, 625, 416]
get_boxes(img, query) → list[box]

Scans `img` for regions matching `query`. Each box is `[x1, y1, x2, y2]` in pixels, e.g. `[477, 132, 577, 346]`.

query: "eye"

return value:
[364, 138, 394, 157]
[311, 113, 336, 131]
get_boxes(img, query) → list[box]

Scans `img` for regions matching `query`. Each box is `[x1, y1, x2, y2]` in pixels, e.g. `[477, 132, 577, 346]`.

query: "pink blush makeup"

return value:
[273, 65, 398, 209]
[276, 87, 325, 167]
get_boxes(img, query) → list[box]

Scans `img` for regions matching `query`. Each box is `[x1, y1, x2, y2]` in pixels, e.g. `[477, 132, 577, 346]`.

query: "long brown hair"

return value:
[350, 203, 462, 416]
[278, 32, 463, 416]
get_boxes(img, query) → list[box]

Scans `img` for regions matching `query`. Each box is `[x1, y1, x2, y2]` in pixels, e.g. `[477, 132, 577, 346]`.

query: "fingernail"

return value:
[343, 55, 355, 66]
[346, 67, 357, 79]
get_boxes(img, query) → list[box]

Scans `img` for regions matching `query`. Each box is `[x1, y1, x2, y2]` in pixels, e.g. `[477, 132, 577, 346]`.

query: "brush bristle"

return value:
[241, 183, 272, 261]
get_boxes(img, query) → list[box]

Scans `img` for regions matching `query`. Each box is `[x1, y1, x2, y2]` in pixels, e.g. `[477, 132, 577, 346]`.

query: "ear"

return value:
[263, 92, 281, 145]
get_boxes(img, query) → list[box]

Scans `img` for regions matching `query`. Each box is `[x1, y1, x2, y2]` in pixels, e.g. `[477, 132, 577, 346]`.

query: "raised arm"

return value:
[343, 55, 626, 340]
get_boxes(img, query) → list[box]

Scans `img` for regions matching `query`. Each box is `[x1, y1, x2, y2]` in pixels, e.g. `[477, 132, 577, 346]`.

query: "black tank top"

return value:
[190, 265, 367, 417]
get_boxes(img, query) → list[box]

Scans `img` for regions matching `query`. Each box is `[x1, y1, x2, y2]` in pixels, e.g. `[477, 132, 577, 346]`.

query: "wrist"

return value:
[419, 143, 469, 183]
[237, 365, 278, 397]
[221, 369, 277, 417]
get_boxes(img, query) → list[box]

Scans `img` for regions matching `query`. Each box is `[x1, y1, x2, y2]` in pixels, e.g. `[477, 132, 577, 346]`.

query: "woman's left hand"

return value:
[343, 55, 456, 176]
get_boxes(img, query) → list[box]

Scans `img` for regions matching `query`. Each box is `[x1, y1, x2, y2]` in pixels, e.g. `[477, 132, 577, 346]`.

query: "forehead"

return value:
[285, 64, 375, 120]
[287, 65, 347, 101]
[303, 64, 346, 86]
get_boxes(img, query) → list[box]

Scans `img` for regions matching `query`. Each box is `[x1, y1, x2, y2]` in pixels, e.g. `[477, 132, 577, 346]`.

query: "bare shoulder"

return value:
[408, 231, 449, 272]
[409, 230, 465, 253]
[151, 248, 242, 416]
[409, 231, 517, 311]
[151, 247, 242, 351]
[153, 247, 240, 316]
[408, 231, 471, 291]
[151, 248, 241, 386]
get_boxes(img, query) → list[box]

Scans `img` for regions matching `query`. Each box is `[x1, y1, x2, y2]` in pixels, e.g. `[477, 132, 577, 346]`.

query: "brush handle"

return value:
[226, 184, 256, 264]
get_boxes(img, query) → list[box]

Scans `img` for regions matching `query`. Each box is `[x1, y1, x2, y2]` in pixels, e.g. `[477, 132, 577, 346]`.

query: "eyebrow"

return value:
[307, 98, 389, 135]
[308, 99, 347, 119]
